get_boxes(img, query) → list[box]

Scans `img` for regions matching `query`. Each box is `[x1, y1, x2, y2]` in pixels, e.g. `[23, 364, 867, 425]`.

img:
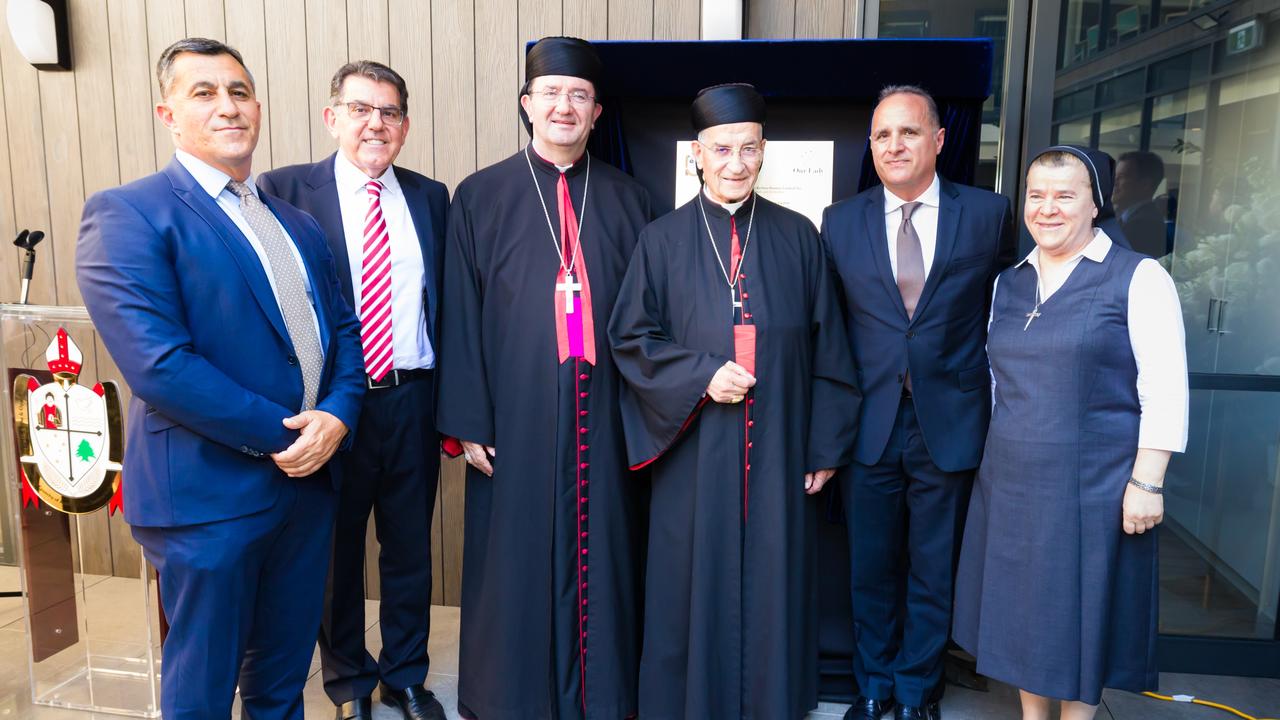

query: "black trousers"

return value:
[320, 372, 440, 704]
[840, 397, 973, 707]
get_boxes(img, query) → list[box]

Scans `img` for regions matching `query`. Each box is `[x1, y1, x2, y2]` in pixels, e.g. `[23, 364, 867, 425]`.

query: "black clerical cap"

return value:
[691, 83, 766, 133]
[1029, 144, 1131, 244]
[524, 36, 603, 88]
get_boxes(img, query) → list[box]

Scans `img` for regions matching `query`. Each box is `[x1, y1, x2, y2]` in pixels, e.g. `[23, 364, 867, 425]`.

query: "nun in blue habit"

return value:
[952, 145, 1189, 720]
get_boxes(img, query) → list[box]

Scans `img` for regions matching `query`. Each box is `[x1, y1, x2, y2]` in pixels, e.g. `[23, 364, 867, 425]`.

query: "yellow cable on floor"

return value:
[1143, 691, 1278, 720]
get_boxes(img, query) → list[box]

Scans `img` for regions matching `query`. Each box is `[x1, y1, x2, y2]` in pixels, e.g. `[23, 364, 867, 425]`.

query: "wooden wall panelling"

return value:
[72, 0, 122, 198]
[429, 0, 476, 603]
[145, 0, 186, 172]
[0, 32, 56, 306]
[347, 0, 390, 63]
[439, 458, 465, 605]
[843, 0, 861, 37]
[476, 0, 518, 167]
[563, 0, 607, 40]
[183, 0, 227, 41]
[305, 0, 349, 162]
[512, 0, 558, 156]
[0, 49, 20, 305]
[226, 0, 274, 176]
[654, 0, 701, 40]
[36, 69, 82, 307]
[795, 0, 845, 38]
[264, 0, 311, 167]
[609, 0, 655, 40]
[430, 0, 476, 191]
[107, 0, 158, 186]
[748, 0, 795, 38]
[430, 485, 443, 605]
[388, 0, 434, 177]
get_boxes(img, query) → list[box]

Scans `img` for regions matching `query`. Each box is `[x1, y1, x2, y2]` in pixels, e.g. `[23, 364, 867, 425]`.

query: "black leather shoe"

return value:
[844, 695, 897, 720]
[379, 682, 447, 720]
[335, 697, 372, 720]
[895, 701, 941, 720]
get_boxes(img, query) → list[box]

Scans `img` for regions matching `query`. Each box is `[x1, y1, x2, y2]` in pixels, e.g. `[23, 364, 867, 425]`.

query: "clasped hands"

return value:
[271, 410, 348, 477]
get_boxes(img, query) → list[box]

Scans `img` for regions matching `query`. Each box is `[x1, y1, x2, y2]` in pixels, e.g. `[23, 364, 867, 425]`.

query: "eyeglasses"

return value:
[339, 101, 406, 126]
[696, 140, 763, 163]
[529, 88, 596, 106]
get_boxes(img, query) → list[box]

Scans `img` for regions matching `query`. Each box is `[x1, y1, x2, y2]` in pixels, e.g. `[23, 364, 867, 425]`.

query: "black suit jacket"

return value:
[258, 153, 450, 351]
[821, 178, 1016, 472]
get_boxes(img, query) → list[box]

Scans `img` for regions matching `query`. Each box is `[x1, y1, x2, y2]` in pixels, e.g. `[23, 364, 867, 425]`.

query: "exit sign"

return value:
[1227, 18, 1264, 55]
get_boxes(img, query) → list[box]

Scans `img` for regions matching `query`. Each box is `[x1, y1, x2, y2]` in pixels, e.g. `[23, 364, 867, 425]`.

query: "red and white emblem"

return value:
[14, 329, 123, 514]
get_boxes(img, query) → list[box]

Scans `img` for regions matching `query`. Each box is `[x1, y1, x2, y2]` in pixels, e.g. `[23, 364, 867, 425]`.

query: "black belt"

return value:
[366, 368, 432, 389]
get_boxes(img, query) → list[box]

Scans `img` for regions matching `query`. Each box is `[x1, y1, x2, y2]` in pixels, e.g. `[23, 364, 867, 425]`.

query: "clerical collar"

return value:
[701, 186, 751, 216]
[527, 144, 587, 177]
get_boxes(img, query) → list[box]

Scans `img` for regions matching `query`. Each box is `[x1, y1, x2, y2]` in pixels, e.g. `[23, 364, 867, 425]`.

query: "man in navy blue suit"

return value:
[259, 61, 448, 720]
[76, 38, 365, 719]
[821, 85, 1016, 720]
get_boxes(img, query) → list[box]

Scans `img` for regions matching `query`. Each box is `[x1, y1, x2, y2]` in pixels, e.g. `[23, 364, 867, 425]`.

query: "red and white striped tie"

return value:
[360, 180, 394, 381]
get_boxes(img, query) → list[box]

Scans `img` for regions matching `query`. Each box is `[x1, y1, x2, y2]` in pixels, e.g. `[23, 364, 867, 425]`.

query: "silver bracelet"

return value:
[1128, 477, 1164, 495]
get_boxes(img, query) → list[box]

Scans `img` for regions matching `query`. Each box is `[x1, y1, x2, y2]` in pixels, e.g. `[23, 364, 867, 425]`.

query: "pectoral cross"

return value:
[557, 273, 582, 313]
[731, 285, 742, 310]
[1024, 304, 1041, 331]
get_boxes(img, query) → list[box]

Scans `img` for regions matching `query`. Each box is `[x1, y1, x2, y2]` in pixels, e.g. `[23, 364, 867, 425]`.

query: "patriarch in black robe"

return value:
[608, 83, 861, 720]
[435, 36, 652, 720]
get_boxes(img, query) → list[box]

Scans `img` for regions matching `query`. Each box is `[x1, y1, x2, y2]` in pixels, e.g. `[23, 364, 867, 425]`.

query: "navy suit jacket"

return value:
[257, 153, 449, 352]
[821, 178, 1016, 472]
[76, 158, 366, 528]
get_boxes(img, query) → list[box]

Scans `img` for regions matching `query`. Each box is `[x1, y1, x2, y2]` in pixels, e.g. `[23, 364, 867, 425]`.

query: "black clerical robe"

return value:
[436, 148, 651, 720]
[608, 194, 861, 720]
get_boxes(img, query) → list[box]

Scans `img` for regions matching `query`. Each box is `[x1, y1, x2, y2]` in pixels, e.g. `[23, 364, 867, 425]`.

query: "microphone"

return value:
[13, 229, 45, 304]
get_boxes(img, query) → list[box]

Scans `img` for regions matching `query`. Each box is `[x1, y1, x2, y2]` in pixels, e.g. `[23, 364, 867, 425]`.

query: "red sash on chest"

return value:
[730, 216, 756, 375]
[554, 172, 596, 365]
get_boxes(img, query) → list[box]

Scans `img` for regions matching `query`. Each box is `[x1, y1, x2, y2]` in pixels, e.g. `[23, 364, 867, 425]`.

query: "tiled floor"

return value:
[0, 567, 1275, 719]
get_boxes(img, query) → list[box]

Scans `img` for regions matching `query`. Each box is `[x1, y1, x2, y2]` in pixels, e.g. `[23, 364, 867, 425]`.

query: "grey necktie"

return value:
[896, 201, 924, 393]
[227, 180, 323, 410]
[896, 201, 925, 319]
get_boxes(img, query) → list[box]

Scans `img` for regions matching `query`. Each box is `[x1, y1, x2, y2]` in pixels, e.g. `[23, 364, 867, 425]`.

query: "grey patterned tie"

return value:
[896, 201, 925, 393]
[227, 180, 323, 410]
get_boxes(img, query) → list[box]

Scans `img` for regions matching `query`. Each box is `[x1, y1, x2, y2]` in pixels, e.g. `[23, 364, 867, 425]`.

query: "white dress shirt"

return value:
[334, 152, 434, 370]
[991, 228, 1189, 452]
[884, 174, 942, 281]
[175, 150, 322, 345]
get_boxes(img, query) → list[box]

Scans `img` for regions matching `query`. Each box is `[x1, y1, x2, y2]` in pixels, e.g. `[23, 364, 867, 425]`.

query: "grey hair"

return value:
[156, 38, 254, 99]
[875, 84, 941, 129]
[329, 60, 409, 114]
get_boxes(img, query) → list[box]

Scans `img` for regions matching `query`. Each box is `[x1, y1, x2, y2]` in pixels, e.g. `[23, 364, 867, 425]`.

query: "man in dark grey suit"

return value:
[259, 61, 448, 720]
[821, 85, 1016, 720]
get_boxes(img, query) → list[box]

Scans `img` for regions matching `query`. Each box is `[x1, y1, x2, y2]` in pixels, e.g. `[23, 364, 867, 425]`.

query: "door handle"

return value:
[1216, 298, 1229, 334]
[1207, 297, 1220, 333]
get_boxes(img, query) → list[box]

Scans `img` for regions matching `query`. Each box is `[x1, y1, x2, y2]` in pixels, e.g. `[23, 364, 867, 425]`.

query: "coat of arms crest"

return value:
[12, 328, 124, 514]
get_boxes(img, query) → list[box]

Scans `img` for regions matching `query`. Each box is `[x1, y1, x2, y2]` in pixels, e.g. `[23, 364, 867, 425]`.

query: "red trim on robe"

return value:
[629, 396, 711, 471]
[109, 473, 123, 516]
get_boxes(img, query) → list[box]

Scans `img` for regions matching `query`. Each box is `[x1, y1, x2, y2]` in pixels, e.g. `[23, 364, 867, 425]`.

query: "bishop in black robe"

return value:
[435, 37, 652, 720]
[607, 84, 861, 720]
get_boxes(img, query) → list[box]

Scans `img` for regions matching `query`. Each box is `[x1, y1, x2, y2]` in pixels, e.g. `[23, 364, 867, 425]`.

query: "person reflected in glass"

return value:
[1114, 150, 1172, 259]
[953, 145, 1189, 720]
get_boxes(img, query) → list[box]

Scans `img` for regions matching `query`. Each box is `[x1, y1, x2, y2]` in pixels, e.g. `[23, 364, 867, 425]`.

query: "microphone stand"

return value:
[14, 229, 45, 304]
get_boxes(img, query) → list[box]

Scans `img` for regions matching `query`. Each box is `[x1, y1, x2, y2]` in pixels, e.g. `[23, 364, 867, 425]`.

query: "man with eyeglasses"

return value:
[435, 36, 651, 720]
[608, 83, 860, 719]
[259, 61, 448, 720]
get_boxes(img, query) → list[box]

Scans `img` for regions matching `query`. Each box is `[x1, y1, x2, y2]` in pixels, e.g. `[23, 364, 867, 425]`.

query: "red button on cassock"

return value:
[581, 548, 588, 555]
[580, 410, 588, 416]
[579, 373, 588, 380]
[748, 420, 755, 427]
[581, 531, 588, 538]
[579, 444, 588, 451]
[579, 392, 588, 398]
[580, 427, 589, 434]
[580, 462, 589, 469]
